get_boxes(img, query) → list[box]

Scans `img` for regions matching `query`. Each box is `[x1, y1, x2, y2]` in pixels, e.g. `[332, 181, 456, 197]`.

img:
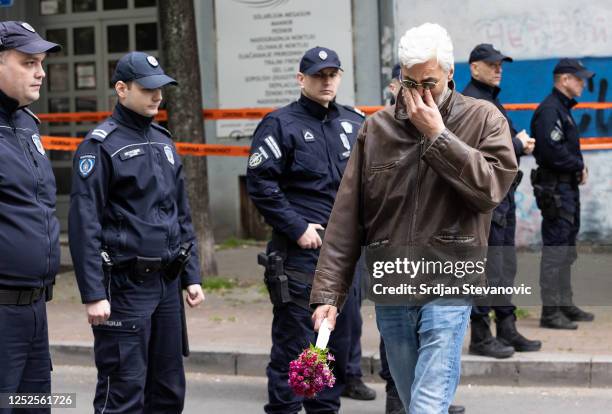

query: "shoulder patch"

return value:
[151, 123, 172, 138]
[342, 104, 365, 118]
[78, 154, 96, 178]
[22, 108, 41, 124]
[88, 119, 118, 142]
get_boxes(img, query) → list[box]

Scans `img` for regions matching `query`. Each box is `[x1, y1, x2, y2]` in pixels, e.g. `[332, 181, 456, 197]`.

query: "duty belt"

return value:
[0, 286, 46, 305]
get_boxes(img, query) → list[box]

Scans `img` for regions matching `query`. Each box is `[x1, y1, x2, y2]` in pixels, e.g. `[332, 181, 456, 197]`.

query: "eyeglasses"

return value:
[399, 75, 439, 90]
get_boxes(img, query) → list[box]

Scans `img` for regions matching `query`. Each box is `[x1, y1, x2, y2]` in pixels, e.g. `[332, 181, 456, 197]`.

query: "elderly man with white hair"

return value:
[310, 23, 517, 413]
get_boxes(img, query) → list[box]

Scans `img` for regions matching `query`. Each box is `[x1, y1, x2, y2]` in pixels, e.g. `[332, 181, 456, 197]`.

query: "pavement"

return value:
[50, 366, 612, 414]
[49, 243, 612, 388]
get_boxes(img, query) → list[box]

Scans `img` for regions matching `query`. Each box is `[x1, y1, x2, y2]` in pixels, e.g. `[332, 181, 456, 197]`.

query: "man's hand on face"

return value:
[517, 130, 535, 155]
[297, 223, 325, 249]
[86, 299, 111, 325]
[403, 88, 446, 140]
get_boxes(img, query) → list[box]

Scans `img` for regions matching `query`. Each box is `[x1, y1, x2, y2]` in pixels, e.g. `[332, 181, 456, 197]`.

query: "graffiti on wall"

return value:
[396, 0, 612, 245]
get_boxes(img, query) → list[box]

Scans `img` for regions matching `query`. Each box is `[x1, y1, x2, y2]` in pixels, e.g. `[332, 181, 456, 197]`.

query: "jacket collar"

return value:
[298, 93, 339, 121]
[0, 89, 21, 121]
[112, 103, 154, 131]
[468, 77, 501, 99]
[552, 87, 577, 109]
[395, 79, 456, 121]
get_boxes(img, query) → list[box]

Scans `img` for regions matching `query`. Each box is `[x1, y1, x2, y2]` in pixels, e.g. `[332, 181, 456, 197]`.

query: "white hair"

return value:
[398, 23, 454, 73]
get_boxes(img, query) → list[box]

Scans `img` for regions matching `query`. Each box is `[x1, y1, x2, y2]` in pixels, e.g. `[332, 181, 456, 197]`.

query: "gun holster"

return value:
[165, 242, 194, 281]
[258, 252, 291, 307]
[531, 169, 567, 221]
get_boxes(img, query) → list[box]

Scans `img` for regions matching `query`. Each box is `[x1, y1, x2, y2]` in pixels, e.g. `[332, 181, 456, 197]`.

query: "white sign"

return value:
[395, 0, 612, 62]
[215, 0, 355, 139]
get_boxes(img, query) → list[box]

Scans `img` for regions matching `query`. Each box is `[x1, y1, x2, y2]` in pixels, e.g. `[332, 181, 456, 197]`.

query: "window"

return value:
[75, 62, 96, 90]
[45, 29, 67, 56]
[47, 63, 69, 92]
[135, 22, 158, 51]
[72, 0, 96, 12]
[40, 0, 66, 15]
[103, 0, 127, 10]
[107, 25, 129, 53]
[135, 0, 156, 7]
[48, 98, 70, 126]
[73, 27, 95, 55]
[108, 60, 119, 88]
[75, 96, 98, 112]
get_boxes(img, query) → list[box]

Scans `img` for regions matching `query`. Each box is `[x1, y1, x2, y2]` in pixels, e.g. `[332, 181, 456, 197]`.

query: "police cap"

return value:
[0, 21, 61, 54]
[299, 46, 342, 75]
[553, 58, 595, 80]
[111, 51, 177, 89]
[469, 43, 512, 63]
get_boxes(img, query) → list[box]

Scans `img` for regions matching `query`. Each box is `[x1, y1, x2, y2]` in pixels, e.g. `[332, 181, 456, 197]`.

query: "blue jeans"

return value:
[376, 300, 471, 414]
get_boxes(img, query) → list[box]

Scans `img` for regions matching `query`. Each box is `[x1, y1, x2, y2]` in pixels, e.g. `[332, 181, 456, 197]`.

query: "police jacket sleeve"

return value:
[422, 110, 518, 213]
[68, 140, 111, 304]
[174, 153, 202, 287]
[310, 124, 366, 310]
[246, 117, 309, 241]
[531, 107, 584, 172]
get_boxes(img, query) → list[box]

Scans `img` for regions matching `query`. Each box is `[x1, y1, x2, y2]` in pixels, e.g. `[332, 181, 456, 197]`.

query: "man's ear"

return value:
[115, 81, 128, 99]
[296, 72, 305, 89]
[448, 65, 455, 81]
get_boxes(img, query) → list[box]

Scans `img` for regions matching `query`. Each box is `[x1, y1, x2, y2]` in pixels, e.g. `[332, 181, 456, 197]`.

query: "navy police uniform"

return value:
[531, 59, 594, 327]
[462, 45, 522, 321]
[0, 21, 60, 413]
[68, 52, 201, 413]
[246, 47, 365, 414]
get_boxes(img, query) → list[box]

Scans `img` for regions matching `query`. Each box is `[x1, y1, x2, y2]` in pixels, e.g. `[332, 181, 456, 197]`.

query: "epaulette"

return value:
[151, 123, 172, 138]
[88, 119, 118, 142]
[342, 104, 366, 118]
[22, 108, 41, 124]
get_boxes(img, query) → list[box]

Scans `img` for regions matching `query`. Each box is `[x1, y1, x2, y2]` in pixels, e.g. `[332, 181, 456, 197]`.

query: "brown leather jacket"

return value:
[310, 84, 518, 309]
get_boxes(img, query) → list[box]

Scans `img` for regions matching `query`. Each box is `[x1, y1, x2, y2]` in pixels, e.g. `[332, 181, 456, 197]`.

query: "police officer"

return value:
[247, 46, 368, 414]
[0, 21, 61, 412]
[463, 44, 542, 358]
[68, 51, 205, 413]
[531, 58, 595, 329]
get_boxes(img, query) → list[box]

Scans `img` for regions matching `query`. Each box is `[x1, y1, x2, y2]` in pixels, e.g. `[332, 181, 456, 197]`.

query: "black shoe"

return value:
[496, 314, 542, 352]
[540, 307, 578, 330]
[469, 336, 515, 358]
[449, 405, 466, 414]
[469, 317, 514, 358]
[385, 383, 405, 414]
[342, 377, 376, 401]
[561, 305, 595, 322]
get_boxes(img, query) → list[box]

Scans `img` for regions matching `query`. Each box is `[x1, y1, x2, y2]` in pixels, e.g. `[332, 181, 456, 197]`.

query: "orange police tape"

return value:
[39, 103, 612, 155]
[40, 136, 251, 156]
[36, 102, 612, 124]
[41, 135, 612, 155]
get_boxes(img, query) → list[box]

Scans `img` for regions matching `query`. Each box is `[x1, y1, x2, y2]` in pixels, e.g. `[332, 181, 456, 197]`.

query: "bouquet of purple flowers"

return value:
[288, 319, 336, 398]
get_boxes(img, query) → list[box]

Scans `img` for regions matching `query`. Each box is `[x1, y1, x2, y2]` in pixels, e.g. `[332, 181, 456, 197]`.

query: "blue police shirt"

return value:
[246, 94, 365, 274]
[0, 89, 60, 288]
[68, 103, 201, 303]
[531, 88, 584, 173]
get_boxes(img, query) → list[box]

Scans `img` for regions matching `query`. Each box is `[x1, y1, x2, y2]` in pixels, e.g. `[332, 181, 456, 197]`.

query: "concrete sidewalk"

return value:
[50, 245, 612, 387]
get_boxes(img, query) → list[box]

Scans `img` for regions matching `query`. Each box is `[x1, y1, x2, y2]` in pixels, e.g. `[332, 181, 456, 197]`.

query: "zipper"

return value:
[145, 130, 172, 259]
[11, 117, 49, 285]
[408, 136, 426, 244]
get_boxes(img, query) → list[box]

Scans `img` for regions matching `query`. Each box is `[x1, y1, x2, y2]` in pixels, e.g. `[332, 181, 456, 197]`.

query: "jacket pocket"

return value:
[432, 234, 476, 245]
[292, 149, 327, 177]
[369, 160, 399, 172]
